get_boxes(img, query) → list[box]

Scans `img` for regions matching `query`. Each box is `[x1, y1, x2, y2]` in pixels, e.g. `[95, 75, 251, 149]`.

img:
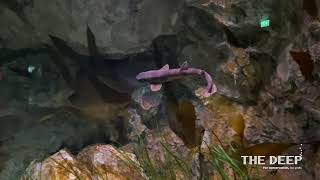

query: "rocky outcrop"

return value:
[22, 145, 146, 180]
[0, 0, 183, 52]
[1, 0, 320, 179]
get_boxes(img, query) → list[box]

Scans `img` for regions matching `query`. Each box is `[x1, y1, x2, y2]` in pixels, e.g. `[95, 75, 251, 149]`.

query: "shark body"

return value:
[49, 26, 158, 103]
[136, 64, 217, 97]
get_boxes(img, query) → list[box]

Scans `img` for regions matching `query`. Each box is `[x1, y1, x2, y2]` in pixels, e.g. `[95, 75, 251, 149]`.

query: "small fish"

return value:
[136, 63, 217, 97]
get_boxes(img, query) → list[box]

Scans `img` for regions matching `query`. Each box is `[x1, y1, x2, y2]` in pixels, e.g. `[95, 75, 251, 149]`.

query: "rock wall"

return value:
[0, 0, 319, 179]
[0, 0, 183, 52]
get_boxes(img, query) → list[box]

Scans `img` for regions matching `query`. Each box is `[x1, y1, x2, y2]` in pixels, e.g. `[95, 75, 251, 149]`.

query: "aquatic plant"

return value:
[121, 136, 249, 180]
[205, 144, 249, 180]
[23, 134, 249, 180]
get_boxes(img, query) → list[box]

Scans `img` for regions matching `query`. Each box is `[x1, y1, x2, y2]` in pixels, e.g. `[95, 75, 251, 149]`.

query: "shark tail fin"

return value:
[86, 26, 100, 57]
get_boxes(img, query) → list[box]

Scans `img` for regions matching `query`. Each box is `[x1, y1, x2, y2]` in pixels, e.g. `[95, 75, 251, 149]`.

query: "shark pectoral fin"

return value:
[150, 84, 162, 91]
[160, 64, 170, 70]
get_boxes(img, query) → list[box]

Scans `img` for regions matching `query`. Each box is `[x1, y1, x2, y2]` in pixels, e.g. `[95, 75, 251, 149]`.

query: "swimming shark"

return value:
[136, 63, 217, 97]
[49, 26, 158, 103]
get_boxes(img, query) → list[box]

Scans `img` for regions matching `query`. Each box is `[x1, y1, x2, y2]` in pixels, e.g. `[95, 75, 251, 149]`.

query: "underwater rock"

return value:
[127, 126, 194, 179]
[198, 95, 246, 147]
[170, 0, 307, 105]
[22, 129, 196, 180]
[0, 49, 72, 108]
[290, 51, 315, 81]
[132, 86, 163, 110]
[0, 0, 183, 52]
[242, 76, 320, 144]
[242, 16, 320, 145]
[22, 145, 146, 180]
[175, 4, 280, 103]
[0, 0, 320, 179]
[127, 108, 147, 139]
[309, 22, 320, 41]
[0, 107, 117, 180]
[144, 127, 192, 165]
[77, 145, 146, 180]
[22, 149, 89, 180]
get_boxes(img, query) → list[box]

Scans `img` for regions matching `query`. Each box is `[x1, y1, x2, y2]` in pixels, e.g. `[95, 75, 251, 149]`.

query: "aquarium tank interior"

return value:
[0, 0, 319, 179]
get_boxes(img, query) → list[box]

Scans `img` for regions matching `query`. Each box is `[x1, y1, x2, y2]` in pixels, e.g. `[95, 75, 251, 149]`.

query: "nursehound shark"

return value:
[136, 63, 217, 97]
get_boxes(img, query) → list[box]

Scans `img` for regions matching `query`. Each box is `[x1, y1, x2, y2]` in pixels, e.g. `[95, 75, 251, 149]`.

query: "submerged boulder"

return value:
[22, 145, 146, 180]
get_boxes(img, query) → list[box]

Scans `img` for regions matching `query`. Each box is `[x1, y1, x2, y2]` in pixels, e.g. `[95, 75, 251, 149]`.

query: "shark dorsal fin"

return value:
[87, 26, 101, 57]
[160, 64, 169, 70]
[180, 61, 189, 70]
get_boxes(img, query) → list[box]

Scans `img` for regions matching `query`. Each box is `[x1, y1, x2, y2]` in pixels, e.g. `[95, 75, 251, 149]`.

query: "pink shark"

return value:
[136, 64, 217, 97]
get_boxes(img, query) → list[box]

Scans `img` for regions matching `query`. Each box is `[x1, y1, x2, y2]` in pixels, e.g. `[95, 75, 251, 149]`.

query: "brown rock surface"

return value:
[22, 145, 146, 180]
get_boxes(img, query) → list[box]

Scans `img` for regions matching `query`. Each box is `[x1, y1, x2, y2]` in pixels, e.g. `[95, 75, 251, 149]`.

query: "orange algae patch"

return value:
[205, 95, 245, 142]
[175, 100, 203, 148]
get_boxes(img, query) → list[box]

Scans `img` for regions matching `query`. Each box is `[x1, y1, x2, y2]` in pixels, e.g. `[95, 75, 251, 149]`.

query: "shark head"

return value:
[136, 64, 170, 81]
[136, 64, 171, 92]
[136, 72, 148, 81]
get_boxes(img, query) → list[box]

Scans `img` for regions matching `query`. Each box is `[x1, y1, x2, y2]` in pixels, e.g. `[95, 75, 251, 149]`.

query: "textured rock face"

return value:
[175, 0, 303, 103]
[187, 1, 319, 179]
[1, 0, 320, 179]
[22, 125, 196, 180]
[22, 145, 146, 180]
[0, 50, 72, 108]
[242, 18, 320, 145]
[182, 0, 320, 145]
[0, 108, 124, 180]
[0, 0, 183, 52]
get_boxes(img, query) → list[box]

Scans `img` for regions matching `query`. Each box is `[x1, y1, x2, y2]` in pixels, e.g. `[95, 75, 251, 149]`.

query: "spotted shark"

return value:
[136, 63, 217, 97]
